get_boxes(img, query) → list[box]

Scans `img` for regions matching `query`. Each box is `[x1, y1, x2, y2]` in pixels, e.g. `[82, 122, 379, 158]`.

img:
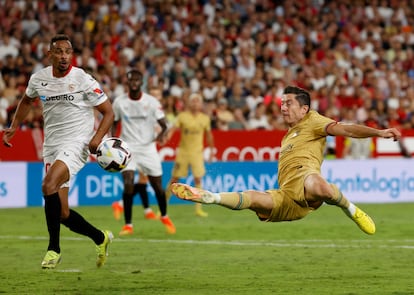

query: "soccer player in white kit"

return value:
[111, 69, 176, 235]
[2, 35, 114, 269]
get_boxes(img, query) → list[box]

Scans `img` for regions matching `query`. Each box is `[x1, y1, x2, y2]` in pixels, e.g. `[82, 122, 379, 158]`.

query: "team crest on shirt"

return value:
[290, 130, 300, 138]
[68, 84, 75, 92]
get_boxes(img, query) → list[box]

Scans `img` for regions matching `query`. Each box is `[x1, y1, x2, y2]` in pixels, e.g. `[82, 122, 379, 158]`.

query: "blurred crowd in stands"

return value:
[1, 0, 414, 136]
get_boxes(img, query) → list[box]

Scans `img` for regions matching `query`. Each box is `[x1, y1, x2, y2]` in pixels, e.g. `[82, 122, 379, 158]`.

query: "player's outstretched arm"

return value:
[2, 95, 34, 147]
[327, 122, 401, 141]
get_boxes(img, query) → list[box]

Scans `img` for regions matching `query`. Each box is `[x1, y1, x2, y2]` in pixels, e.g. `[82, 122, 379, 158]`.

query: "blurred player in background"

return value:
[342, 137, 373, 159]
[111, 172, 158, 221]
[166, 92, 214, 217]
[2, 34, 114, 269]
[111, 69, 175, 236]
[172, 86, 401, 235]
[112, 87, 164, 221]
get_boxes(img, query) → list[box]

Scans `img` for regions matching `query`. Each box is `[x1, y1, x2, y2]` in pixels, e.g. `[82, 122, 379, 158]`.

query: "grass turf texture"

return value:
[1, 203, 414, 295]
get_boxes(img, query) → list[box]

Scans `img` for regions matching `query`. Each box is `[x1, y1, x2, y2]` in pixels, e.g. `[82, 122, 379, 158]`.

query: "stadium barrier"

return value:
[1, 129, 414, 162]
[1, 159, 414, 208]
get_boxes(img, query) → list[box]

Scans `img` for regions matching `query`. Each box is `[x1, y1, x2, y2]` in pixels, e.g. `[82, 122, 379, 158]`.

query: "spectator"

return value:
[1, 75, 21, 106]
[0, 95, 8, 129]
[215, 98, 234, 131]
[0, 0, 414, 147]
[21, 10, 40, 39]
[236, 47, 256, 80]
[247, 102, 270, 130]
[227, 81, 248, 113]
[246, 84, 264, 114]
[263, 79, 284, 106]
[0, 35, 19, 61]
[228, 107, 248, 130]
[163, 94, 178, 127]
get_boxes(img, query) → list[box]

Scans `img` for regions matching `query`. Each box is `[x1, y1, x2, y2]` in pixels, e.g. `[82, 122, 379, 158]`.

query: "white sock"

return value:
[144, 208, 153, 214]
[347, 203, 357, 216]
[212, 193, 221, 203]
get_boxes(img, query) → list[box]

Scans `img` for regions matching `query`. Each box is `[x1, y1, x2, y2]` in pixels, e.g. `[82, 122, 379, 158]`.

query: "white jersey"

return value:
[112, 92, 165, 149]
[25, 66, 108, 153]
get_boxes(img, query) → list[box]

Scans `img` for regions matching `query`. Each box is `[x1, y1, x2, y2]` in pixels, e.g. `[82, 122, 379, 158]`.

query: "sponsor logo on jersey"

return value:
[45, 94, 75, 101]
[280, 143, 293, 155]
[41, 82, 48, 86]
[93, 88, 103, 94]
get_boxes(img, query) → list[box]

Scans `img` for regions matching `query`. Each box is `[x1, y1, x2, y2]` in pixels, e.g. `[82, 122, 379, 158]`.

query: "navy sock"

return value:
[61, 209, 104, 245]
[122, 192, 134, 224]
[135, 183, 149, 209]
[154, 189, 167, 216]
[43, 192, 61, 253]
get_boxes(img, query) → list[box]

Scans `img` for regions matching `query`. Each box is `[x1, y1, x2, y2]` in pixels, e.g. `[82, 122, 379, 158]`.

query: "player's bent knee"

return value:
[306, 179, 334, 203]
[42, 181, 59, 196]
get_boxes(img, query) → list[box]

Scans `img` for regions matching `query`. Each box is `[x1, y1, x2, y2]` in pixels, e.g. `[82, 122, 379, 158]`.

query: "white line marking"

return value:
[55, 269, 82, 273]
[1, 235, 414, 249]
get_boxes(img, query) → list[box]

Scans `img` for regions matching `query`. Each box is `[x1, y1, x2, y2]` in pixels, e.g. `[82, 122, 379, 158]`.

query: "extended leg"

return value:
[304, 173, 375, 235]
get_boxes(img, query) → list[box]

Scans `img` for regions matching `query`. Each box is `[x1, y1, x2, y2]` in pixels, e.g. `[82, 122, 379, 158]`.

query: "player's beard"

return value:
[57, 61, 70, 72]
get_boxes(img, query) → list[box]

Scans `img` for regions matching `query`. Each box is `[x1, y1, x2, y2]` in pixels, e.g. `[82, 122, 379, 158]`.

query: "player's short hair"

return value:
[283, 86, 311, 109]
[126, 69, 143, 80]
[189, 93, 202, 102]
[50, 34, 71, 49]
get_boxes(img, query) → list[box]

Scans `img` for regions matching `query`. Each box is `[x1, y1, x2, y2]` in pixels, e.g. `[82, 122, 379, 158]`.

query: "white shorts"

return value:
[43, 144, 89, 188]
[123, 145, 162, 177]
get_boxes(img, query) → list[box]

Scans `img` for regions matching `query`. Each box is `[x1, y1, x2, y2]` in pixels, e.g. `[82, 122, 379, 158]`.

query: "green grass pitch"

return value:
[1, 203, 414, 295]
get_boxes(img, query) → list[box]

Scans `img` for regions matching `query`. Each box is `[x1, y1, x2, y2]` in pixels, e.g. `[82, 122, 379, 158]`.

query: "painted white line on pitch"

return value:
[55, 269, 82, 273]
[1, 235, 414, 249]
[118, 238, 414, 249]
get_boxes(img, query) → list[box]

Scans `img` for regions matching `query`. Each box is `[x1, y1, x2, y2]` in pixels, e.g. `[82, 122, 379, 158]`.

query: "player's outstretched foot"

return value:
[119, 225, 133, 236]
[41, 250, 61, 269]
[351, 207, 376, 235]
[161, 216, 176, 234]
[96, 230, 113, 267]
[171, 183, 216, 204]
[112, 201, 123, 221]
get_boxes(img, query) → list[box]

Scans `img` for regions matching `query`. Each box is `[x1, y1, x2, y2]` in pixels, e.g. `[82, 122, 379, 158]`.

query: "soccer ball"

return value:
[96, 137, 132, 172]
